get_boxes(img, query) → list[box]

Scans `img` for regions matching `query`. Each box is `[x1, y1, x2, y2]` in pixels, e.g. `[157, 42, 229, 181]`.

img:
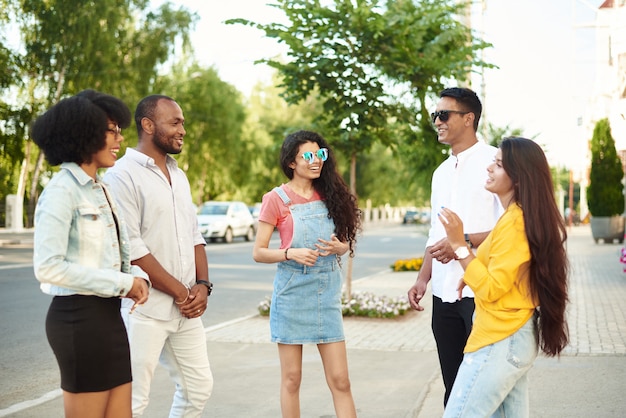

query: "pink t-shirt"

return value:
[258, 184, 323, 249]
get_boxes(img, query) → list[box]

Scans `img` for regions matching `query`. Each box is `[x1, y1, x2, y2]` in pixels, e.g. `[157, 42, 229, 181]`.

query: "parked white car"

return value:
[197, 201, 256, 243]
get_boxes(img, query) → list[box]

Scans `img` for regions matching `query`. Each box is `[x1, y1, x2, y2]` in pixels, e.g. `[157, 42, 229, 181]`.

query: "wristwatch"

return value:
[454, 246, 471, 260]
[196, 280, 213, 296]
[464, 233, 472, 249]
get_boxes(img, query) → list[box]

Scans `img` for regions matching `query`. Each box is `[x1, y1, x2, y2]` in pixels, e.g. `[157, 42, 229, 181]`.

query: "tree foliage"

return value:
[378, 0, 495, 190]
[587, 118, 624, 217]
[242, 74, 325, 203]
[154, 63, 248, 203]
[0, 0, 506, 227]
[228, 0, 494, 196]
[356, 142, 429, 207]
[229, 0, 401, 193]
[17, 0, 197, 101]
[484, 122, 525, 147]
[0, 0, 197, 225]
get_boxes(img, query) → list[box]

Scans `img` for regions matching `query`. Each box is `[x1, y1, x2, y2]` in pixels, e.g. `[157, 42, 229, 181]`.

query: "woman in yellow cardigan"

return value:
[438, 137, 569, 417]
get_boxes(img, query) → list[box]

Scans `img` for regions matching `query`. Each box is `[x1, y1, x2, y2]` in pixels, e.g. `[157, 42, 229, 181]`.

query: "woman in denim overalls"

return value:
[254, 131, 361, 418]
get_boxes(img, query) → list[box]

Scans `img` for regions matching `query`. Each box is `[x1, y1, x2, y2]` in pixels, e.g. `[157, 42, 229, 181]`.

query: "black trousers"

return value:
[431, 295, 474, 406]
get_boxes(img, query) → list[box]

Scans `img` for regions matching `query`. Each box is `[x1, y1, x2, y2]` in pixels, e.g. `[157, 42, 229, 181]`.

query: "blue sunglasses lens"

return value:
[302, 148, 328, 163]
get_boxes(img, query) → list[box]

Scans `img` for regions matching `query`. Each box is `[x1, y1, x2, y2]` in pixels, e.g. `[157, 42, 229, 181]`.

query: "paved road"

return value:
[2, 224, 626, 417]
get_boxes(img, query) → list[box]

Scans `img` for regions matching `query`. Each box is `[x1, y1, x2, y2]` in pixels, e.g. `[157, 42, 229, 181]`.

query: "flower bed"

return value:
[258, 291, 411, 319]
[341, 291, 411, 318]
[390, 257, 423, 272]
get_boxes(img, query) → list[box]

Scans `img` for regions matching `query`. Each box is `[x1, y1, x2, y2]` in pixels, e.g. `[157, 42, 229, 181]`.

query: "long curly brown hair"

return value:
[501, 137, 569, 356]
[280, 130, 361, 256]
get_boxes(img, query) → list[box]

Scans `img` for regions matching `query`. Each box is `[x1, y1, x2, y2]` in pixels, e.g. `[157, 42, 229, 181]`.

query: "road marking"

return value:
[204, 314, 258, 334]
[0, 389, 62, 417]
[0, 263, 32, 270]
[1, 270, 394, 415]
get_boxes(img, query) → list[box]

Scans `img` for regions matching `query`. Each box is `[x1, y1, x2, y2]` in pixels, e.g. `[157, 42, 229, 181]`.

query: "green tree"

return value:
[379, 0, 494, 190]
[230, 0, 493, 192]
[484, 123, 525, 147]
[243, 74, 324, 203]
[230, 0, 492, 296]
[0, 0, 197, 226]
[154, 63, 248, 204]
[228, 0, 403, 197]
[551, 166, 580, 224]
[356, 142, 429, 207]
[587, 118, 624, 217]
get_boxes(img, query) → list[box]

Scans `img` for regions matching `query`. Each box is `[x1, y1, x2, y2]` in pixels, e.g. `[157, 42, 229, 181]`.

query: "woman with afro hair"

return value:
[32, 90, 149, 418]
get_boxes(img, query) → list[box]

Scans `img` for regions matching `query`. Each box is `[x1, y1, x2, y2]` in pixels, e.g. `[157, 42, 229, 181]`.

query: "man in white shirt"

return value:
[408, 87, 502, 406]
[104, 95, 213, 417]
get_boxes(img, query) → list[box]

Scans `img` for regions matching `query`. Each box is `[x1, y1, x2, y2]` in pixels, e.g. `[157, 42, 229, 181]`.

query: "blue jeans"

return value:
[443, 314, 538, 418]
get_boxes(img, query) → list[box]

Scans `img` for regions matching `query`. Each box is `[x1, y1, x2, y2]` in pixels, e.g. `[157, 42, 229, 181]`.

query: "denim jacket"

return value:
[33, 163, 148, 297]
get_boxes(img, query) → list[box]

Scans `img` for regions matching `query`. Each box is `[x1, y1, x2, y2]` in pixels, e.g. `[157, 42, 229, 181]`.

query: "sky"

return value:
[158, 0, 601, 171]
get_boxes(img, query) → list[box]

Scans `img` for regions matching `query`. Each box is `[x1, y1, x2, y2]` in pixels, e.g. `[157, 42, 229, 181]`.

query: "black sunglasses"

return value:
[431, 110, 470, 124]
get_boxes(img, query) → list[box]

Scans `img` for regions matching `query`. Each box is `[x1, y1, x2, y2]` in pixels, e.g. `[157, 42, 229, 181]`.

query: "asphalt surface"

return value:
[1, 225, 625, 417]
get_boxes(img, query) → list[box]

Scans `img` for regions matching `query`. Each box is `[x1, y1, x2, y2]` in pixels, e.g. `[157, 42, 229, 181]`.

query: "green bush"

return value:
[587, 118, 624, 217]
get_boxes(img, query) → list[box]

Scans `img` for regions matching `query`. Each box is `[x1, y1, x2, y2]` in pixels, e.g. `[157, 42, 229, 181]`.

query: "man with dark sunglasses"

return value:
[408, 87, 503, 407]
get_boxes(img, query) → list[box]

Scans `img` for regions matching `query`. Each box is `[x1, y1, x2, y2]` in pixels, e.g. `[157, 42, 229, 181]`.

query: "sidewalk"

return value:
[0, 229, 34, 247]
[3, 225, 626, 417]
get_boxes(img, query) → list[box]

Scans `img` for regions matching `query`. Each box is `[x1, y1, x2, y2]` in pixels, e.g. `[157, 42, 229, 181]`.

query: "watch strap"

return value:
[196, 280, 213, 296]
[464, 233, 472, 248]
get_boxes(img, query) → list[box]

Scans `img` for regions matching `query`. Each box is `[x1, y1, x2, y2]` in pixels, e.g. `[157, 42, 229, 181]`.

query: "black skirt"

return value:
[46, 294, 131, 393]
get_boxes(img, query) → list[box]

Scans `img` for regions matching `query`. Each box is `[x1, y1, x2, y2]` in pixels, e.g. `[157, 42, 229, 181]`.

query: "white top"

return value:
[427, 141, 503, 302]
[104, 148, 205, 320]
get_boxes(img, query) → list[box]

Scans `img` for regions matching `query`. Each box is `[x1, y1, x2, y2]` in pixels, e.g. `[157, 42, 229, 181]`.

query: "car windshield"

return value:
[199, 204, 228, 215]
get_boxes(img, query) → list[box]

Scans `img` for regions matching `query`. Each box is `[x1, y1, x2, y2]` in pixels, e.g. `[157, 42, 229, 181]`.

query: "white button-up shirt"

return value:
[427, 141, 503, 302]
[104, 148, 205, 320]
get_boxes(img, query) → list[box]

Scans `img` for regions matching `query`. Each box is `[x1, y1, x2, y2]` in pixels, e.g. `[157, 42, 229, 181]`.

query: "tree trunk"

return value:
[27, 150, 45, 227]
[26, 67, 66, 226]
[344, 152, 358, 299]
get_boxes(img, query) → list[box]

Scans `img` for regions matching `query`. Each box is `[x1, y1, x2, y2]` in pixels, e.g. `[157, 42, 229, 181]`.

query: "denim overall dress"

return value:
[270, 187, 344, 344]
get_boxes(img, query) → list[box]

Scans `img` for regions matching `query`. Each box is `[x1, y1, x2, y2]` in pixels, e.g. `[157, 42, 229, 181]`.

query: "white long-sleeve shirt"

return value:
[427, 141, 503, 302]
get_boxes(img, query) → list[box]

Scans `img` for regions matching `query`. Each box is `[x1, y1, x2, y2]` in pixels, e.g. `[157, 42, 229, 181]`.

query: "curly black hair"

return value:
[280, 130, 361, 256]
[31, 89, 131, 166]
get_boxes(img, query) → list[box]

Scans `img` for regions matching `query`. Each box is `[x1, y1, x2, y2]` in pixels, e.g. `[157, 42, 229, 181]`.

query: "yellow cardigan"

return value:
[463, 204, 537, 353]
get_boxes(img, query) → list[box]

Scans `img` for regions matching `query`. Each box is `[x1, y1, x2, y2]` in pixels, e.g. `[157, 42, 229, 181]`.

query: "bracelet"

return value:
[174, 285, 190, 305]
[196, 280, 213, 296]
[284, 248, 290, 261]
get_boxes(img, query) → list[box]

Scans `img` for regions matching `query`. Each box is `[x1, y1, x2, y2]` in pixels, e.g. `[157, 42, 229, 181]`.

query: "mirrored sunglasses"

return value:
[302, 148, 328, 164]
